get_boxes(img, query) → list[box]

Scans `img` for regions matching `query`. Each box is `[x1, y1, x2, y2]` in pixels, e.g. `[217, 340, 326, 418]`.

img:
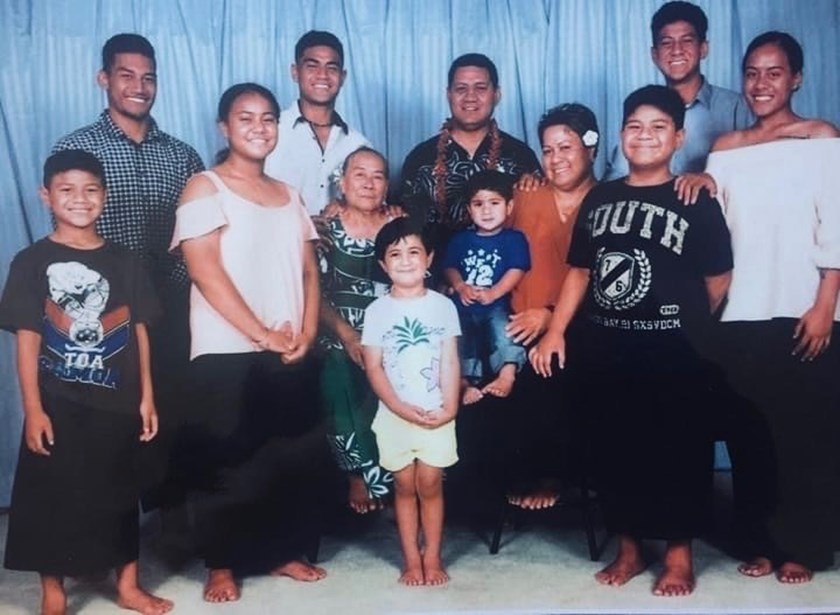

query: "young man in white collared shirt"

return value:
[265, 30, 370, 215]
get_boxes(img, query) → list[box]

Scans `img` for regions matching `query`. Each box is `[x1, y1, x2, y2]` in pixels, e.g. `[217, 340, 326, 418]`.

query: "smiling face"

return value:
[340, 150, 388, 213]
[379, 235, 433, 294]
[447, 66, 500, 132]
[292, 45, 345, 107]
[743, 42, 802, 120]
[541, 124, 595, 192]
[621, 104, 684, 178]
[41, 170, 106, 232]
[219, 91, 279, 161]
[98, 52, 157, 122]
[651, 20, 707, 85]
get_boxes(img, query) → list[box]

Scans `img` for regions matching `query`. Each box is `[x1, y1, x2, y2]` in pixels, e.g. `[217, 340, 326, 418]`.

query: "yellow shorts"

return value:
[371, 405, 458, 472]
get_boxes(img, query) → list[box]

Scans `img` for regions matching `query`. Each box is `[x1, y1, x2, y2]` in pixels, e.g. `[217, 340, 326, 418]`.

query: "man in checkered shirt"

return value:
[52, 33, 204, 538]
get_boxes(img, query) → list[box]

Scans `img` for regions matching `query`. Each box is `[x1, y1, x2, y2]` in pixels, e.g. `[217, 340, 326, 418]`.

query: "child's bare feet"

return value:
[653, 540, 694, 597]
[482, 364, 516, 398]
[348, 474, 383, 514]
[738, 556, 773, 577]
[117, 586, 174, 614]
[203, 569, 240, 603]
[270, 560, 327, 582]
[595, 536, 646, 587]
[462, 386, 484, 405]
[510, 479, 559, 510]
[776, 561, 813, 584]
[399, 566, 425, 586]
[40, 576, 66, 615]
[422, 552, 449, 586]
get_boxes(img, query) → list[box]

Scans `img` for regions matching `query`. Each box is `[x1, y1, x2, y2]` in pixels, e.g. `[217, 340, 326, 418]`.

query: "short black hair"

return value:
[43, 150, 106, 188]
[743, 31, 803, 75]
[342, 146, 390, 181]
[538, 103, 600, 157]
[448, 53, 499, 89]
[374, 217, 433, 263]
[650, 1, 708, 45]
[102, 33, 156, 72]
[295, 30, 344, 66]
[623, 84, 686, 130]
[464, 170, 514, 203]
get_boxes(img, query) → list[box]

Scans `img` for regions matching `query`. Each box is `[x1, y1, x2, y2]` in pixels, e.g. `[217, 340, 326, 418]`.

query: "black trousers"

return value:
[577, 326, 715, 540]
[184, 352, 330, 573]
[716, 319, 840, 569]
[450, 320, 586, 510]
[139, 284, 192, 510]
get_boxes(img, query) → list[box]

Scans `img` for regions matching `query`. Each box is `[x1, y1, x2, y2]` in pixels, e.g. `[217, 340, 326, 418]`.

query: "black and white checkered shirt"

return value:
[53, 111, 205, 290]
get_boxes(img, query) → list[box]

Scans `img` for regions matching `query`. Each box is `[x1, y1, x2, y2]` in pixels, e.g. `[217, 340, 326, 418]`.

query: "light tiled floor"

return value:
[1, 493, 840, 615]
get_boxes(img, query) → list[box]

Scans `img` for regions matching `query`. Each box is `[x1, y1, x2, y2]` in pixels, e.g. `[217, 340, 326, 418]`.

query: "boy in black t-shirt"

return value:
[0, 151, 171, 615]
[530, 85, 733, 597]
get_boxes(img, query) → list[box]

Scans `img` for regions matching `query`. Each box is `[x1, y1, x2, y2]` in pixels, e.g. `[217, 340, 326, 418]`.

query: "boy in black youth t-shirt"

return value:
[529, 85, 733, 598]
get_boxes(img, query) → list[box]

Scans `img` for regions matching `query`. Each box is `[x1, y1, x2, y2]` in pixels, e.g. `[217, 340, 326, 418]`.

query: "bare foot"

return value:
[653, 566, 695, 596]
[596, 557, 647, 587]
[506, 493, 524, 506]
[41, 576, 67, 615]
[270, 560, 327, 582]
[203, 569, 240, 603]
[482, 365, 516, 398]
[595, 536, 646, 587]
[462, 386, 484, 405]
[776, 562, 813, 584]
[117, 586, 174, 614]
[511, 479, 560, 510]
[422, 553, 449, 586]
[348, 474, 383, 514]
[653, 540, 694, 597]
[399, 566, 424, 586]
[738, 557, 773, 577]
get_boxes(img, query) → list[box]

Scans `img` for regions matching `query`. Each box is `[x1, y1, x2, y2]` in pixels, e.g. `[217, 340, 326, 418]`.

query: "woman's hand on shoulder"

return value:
[514, 173, 546, 193]
[381, 203, 406, 220]
[319, 200, 344, 219]
[674, 172, 717, 205]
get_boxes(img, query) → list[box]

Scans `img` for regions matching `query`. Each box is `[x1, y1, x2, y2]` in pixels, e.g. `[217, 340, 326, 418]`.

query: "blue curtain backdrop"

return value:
[1, 0, 838, 505]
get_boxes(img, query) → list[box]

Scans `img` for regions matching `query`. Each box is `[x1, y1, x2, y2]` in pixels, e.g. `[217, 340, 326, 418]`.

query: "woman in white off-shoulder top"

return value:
[682, 31, 840, 584]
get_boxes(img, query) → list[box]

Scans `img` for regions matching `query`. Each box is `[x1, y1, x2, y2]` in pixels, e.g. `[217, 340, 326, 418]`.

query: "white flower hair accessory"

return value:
[582, 130, 599, 147]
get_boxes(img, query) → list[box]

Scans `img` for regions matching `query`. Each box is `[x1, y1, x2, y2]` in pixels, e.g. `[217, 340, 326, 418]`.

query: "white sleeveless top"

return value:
[170, 170, 318, 359]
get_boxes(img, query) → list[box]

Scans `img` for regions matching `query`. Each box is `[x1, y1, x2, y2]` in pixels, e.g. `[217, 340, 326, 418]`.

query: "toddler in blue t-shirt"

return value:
[443, 170, 530, 404]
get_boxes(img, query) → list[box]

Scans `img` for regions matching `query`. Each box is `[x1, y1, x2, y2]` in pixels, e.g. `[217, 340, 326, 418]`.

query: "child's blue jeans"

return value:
[458, 303, 526, 383]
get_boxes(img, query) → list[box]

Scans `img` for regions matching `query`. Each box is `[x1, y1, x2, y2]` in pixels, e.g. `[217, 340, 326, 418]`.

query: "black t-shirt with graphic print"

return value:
[0, 238, 160, 413]
[567, 178, 732, 349]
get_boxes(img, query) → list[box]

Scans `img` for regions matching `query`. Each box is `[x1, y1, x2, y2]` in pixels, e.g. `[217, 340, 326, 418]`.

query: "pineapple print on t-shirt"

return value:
[362, 291, 461, 414]
[383, 315, 445, 412]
